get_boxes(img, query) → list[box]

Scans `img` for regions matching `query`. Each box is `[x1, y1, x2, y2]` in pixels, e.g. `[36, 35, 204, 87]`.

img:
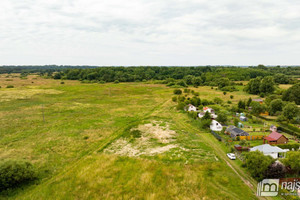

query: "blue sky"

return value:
[0, 0, 300, 65]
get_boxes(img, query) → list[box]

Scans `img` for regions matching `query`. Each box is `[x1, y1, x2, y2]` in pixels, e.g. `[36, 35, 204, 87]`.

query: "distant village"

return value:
[184, 102, 296, 160]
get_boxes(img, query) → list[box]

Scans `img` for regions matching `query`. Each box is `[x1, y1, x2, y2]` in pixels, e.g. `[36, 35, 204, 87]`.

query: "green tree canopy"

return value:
[259, 76, 275, 94]
[244, 151, 274, 181]
[282, 151, 300, 175]
[250, 101, 266, 116]
[282, 83, 300, 105]
[269, 99, 283, 115]
[282, 102, 299, 121]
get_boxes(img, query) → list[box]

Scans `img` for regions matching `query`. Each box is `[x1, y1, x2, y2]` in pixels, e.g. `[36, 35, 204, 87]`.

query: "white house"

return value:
[187, 104, 197, 112]
[203, 107, 214, 114]
[250, 144, 289, 159]
[198, 112, 205, 118]
[210, 120, 223, 131]
[202, 107, 218, 119]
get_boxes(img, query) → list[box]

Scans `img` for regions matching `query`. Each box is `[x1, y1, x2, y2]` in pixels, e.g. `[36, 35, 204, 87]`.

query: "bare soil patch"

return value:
[104, 121, 181, 157]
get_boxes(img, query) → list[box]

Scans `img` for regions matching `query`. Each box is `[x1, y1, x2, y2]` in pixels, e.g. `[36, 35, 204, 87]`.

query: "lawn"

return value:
[0, 75, 259, 199]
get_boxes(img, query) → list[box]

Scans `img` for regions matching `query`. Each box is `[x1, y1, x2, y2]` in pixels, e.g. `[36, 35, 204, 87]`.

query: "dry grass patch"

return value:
[0, 89, 63, 102]
[104, 121, 182, 157]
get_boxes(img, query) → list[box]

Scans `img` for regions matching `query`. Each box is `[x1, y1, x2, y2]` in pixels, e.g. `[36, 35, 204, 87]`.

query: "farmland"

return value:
[0, 74, 266, 199]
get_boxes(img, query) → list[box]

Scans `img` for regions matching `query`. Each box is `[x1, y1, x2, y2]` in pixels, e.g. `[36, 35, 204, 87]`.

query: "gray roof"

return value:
[226, 125, 249, 137]
[250, 144, 287, 153]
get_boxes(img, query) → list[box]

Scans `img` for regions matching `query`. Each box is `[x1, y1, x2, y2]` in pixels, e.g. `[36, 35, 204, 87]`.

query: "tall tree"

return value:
[259, 76, 275, 94]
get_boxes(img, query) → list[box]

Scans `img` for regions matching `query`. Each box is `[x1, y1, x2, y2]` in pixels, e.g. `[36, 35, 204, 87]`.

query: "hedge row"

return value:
[276, 143, 300, 150]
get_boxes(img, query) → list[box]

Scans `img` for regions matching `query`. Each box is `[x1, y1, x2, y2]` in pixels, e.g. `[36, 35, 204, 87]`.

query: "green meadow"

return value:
[0, 75, 261, 199]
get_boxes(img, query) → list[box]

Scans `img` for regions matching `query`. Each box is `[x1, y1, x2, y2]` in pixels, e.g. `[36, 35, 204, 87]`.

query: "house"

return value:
[198, 112, 205, 118]
[270, 125, 277, 132]
[240, 116, 247, 121]
[203, 107, 218, 119]
[210, 120, 223, 131]
[253, 99, 264, 104]
[186, 104, 197, 112]
[203, 107, 215, 113]
[250, 144, 289, 159]
[263, 131, 288, 145]
[225, 125, 249, 138]
[198, 107, 217, 119]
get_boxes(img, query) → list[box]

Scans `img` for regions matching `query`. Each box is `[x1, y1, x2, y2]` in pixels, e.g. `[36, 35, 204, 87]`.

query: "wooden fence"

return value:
[237, 135, 264, 141]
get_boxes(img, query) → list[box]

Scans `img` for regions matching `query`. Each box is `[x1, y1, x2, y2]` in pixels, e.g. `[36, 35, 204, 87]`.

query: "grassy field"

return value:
[0, 74, 266, 199]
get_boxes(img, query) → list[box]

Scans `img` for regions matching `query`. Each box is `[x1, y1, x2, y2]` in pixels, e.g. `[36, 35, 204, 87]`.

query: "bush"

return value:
[200, 119, 212, 129]
[244, 151, 275, 181]
[173, 89, 182, 95]
[276, 143, 300, 151]
[60, 82, 65, 84]
[0, 160, 37, 190]
[176, 102, 186, 110]
[114, 80, 120, 84]
[230, 95, 234, 99]
[6, 85, 14, 88]
[172, 96, 177, 102]
[187, 111, 198, 119]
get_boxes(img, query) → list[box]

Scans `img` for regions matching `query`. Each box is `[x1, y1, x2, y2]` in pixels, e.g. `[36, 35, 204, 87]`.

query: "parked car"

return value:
[227, 153, 236, 160]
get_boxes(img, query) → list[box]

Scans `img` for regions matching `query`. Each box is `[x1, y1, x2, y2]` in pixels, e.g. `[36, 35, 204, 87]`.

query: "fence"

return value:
[237, 135, 264, 141]
[211, 131, 224, 142]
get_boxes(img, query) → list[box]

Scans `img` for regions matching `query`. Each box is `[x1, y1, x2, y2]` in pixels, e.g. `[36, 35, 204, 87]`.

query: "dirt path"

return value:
[171, 114, 273, 200]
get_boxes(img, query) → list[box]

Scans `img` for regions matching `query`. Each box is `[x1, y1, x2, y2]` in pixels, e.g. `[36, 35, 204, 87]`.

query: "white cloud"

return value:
[0, 0, 299, 65]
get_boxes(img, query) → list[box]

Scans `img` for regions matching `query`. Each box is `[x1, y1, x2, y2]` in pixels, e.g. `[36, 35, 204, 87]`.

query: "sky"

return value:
[0, 0, 300, 66]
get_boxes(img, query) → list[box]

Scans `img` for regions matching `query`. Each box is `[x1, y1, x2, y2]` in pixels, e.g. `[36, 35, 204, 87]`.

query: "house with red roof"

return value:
[263, 131, 288, 145]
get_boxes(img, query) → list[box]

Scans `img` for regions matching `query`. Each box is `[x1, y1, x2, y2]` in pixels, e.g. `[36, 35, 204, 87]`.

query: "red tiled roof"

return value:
[264, 131, 285, 141]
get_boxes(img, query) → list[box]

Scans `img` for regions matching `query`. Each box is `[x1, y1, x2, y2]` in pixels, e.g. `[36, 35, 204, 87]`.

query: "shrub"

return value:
[200, 119, 212, 129]
[172, 96, 177, 102]
[187, 111, 198, 119]
[6, 85, 14, 88]
[60, 82, 65, 84]
[176, 102, 185, 110]
[230, 95, 234, 99]
[114, 80, 120, 84]
[173, 89, 182, 95]
[0, 160, 37, 190]
[183, 88, 190, 93]
[276, 143, 300, 151]
[234, 118, 239, 126]
[213, 97, 223, 104]
[83, 136, 89, 140]
[244, 151, 275, 181]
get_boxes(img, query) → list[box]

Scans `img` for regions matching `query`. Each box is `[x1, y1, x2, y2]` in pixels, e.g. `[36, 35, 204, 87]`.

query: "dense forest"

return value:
[0, 65, 97, 74]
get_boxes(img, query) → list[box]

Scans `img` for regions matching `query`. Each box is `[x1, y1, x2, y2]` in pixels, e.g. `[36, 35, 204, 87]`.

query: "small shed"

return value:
[237, 122, 244, 128]
[210, 120, 223, 132]
[253, 99, 264, 104]
[240, 116, 247, 121]
[270, 125, 277, 132]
